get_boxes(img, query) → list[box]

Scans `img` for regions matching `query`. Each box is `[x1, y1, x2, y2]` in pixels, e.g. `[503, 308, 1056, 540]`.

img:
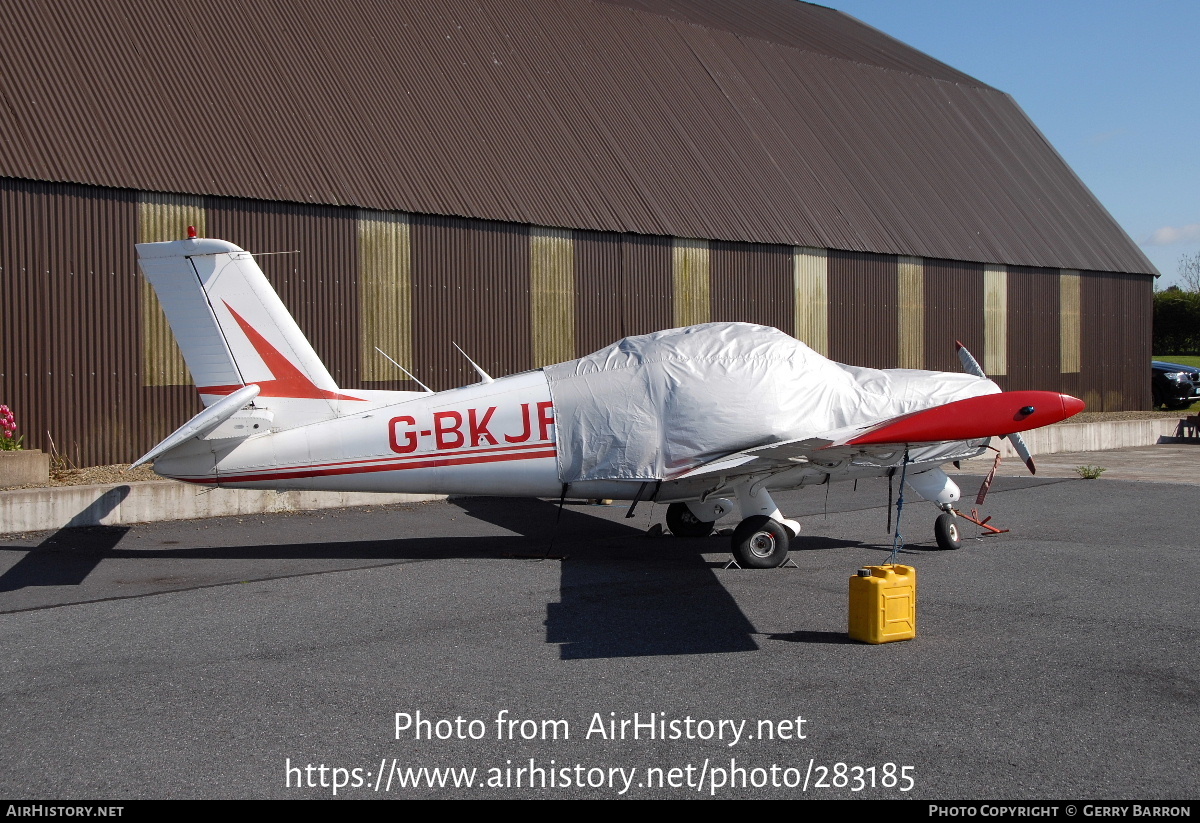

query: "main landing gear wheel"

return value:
[934, 512, 962, 551]
[665, 502, 715, 538]
[731, 516, 790, 569]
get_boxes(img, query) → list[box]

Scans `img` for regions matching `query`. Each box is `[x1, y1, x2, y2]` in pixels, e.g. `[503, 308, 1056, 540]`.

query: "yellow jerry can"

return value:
[848, 564, 916, 644]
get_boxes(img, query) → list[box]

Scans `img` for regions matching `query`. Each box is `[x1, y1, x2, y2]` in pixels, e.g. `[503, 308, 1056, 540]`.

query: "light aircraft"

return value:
[133, 232, 1085, 568]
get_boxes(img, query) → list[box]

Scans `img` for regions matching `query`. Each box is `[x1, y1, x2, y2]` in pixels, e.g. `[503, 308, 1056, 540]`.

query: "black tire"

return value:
[731, 516, 790, 568]
[665, 502, 714, 538]
[934, 513, 962, 550]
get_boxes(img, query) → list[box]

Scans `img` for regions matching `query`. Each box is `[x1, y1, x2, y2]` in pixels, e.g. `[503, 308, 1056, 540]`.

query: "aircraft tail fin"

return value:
[137, 233, 364, 429]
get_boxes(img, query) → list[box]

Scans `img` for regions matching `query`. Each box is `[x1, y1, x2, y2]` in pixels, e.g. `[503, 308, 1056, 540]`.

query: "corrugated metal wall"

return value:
[0, 179, 150, 466]
[1006, 266, 1061, 393]
[924, 258, 986, 374]
[573, 230, 673, 353]
[411, 215, 532, 391]
[1060, 270, 1082, 380]
[359, 210, 413, 384]
[530, 227, 575, 368]
[709, 241, 793, 332]
[983, 265, 1008, 376]
[1081, 271, 1152, 411]
[139, 192, 204, 386]
[672, 239, 711, 328]
[896, 256, 924, 369]
[828, 250, 898, 368]
[0, 179, 1155, 467]
[793, 246, 829, 356]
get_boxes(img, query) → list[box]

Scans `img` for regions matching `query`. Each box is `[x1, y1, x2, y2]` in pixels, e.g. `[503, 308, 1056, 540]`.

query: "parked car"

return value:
[1152, 361, 1200, 410]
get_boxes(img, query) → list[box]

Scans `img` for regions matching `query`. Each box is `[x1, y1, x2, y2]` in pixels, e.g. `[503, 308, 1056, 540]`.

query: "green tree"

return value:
[1153, 289, 1200, 354]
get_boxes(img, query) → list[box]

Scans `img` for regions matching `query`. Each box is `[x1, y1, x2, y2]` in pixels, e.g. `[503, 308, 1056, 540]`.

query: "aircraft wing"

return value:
[672, 390, 1084, 481]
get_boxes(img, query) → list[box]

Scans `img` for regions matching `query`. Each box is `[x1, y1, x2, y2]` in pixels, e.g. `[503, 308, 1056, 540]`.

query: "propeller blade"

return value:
[955, 340, 987, 379]
[1008, 431, 1036, 474]
[954, 341, 1041, 473]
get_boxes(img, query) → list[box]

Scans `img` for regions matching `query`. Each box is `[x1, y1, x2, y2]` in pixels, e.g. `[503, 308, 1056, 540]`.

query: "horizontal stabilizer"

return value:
[131, 385, 261, 468]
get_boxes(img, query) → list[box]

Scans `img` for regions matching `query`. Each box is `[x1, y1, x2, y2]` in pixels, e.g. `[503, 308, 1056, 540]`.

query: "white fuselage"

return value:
[156, 370, 575, 496]
[154, 366, 988, 506]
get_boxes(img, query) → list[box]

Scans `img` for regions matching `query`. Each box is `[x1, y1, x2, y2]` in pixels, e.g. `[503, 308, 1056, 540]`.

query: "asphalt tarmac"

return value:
[0, 449, 1196, 799]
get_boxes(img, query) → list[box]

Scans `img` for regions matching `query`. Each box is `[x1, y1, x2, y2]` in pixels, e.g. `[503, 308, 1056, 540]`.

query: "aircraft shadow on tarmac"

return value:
[0, 485, 132, 590]
[0, 493, 891, 659]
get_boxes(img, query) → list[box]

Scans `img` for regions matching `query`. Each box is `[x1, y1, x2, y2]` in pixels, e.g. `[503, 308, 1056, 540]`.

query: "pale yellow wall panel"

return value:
[673, 238, 710, 327]
[359, 211, 413, 381]
[897, 256, 924, 369]
[138, 193, 205, 386]
[1059, 270, 1081, 374]
[793, 246, 828, 356]
[984, 264, 1007, 376]
[530, 227, 575, 367]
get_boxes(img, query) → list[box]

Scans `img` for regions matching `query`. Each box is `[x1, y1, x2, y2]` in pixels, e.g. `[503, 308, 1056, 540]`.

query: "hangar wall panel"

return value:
[709, 240, 793, 332]
[358, 210, 413, 383]
[1059, 270, 1081, 374]
[793, 247, 829, 356]
[138, 192, 204, 387]
[573, 231, 628, 355]
[897, 256, 924, 369]
[1081, 271, 1151, 411]
[923, 258, 985, 374]
[619, 235, 675, 339]
[828, 250, 896, 368]
[983, 265, 1007, 376]
[530, 227, 576, 367]
[572, 231, 672, 355]
[411, 216, 533, 391]
[672, 239, 711, 328]
[1005, 266, 1060, 392]
[0, 179, 151, 467]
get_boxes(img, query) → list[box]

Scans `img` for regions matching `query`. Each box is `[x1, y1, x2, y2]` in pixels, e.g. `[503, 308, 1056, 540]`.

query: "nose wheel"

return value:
[934, 512, 962, 550]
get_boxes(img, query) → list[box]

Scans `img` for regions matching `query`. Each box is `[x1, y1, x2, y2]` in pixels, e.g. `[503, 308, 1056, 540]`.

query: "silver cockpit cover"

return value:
[543, 323, 997, 482]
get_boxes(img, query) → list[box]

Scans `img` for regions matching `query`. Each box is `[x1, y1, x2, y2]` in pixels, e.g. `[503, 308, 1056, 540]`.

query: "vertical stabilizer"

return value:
[137, 236, 362, 428]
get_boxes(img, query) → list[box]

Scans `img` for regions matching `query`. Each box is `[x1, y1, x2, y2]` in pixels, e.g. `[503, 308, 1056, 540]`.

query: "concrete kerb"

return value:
[996, 417, 1191, 458]
[1, 417, 1194, 535]
[0, 482, 444, 535]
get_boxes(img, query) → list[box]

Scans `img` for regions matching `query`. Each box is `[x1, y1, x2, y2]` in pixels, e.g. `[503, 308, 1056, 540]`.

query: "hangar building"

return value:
[0, 0, 1157, 467]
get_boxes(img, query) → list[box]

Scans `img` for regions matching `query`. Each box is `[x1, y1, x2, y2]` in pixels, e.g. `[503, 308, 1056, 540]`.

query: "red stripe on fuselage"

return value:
[181, 445, 557, 485]
[230, 440, 553, 474]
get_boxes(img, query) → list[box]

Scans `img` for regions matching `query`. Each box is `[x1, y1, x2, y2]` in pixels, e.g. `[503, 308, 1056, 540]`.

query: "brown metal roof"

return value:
[0, 0, 1155, 275]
